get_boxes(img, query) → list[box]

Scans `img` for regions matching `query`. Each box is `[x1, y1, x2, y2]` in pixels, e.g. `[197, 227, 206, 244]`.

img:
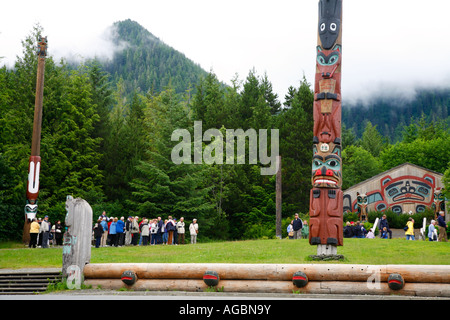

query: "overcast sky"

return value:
[1, 0, 449, 105]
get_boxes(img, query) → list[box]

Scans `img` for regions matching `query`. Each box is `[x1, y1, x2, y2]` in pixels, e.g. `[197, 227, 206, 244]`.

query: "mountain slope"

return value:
[103, 19, 208, 96]
[342, 88, 450, 141]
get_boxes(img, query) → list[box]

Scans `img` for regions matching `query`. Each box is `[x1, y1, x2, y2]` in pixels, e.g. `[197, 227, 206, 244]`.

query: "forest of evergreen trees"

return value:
[0, 22, 449, 242]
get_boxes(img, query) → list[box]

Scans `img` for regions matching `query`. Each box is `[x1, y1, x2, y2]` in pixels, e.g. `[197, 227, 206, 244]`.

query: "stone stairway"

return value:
[0, 268, 62, 295]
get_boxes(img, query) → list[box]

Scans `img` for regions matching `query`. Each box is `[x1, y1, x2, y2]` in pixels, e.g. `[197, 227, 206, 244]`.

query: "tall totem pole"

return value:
[22, 36, 48, 244]
[309, 0, 343, 255]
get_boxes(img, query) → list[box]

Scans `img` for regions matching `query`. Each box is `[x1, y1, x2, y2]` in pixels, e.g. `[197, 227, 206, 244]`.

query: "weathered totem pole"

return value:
[22, 36, 47, 244]
[309, 0, 343, 256]
[62, 196, 92, 282]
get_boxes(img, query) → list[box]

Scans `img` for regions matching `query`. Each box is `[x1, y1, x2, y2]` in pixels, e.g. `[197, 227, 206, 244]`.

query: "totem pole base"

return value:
[309, 245, 345, 261]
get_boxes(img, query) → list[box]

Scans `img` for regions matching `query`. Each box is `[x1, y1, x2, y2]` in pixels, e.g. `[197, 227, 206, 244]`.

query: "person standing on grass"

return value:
[173, 218, 178, 245]
[379, 214, 392, 239]
[176, 217, 186, 244]
[29, 218, 40, 248]
[140, 219, 150, 246]
[287, 221, 294, 239]
[428, 220, 437, 242]
[100, 217, 108, 247]
[40, 215, 50, 248]
[131, 216, 140, 246]
[162, 219, 168, 245]
[189, 219, 198, 244]
[107, 217, 113, 246]
[109, 218, 118, 247]
[405, 217, 415, 240]
[157, 216, 163, 244]
[138, 217, 146, 246]
[301, 220, 309, 239]
[93, 219, 103, 248]
[125, 216, 132, 246]
[437, 211, 448, 242]
[116, 217, 125, 247]
[292, 213, 303, 239]
[150, 219, 158, 245]
[54, 220, 64, 246]
[167, 216, 175, 245]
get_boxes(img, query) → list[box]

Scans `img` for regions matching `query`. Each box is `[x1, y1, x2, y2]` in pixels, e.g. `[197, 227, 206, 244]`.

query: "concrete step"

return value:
[0, 269, 62, 295]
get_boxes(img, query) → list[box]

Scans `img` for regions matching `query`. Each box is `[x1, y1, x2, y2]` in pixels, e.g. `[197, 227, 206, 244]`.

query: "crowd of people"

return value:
[92, 212, 200, 248]
[287, 213, 309, 239]
[28, 216, 64, 248]
[27, 210, 448, 248]
[342, 212, 448, 242]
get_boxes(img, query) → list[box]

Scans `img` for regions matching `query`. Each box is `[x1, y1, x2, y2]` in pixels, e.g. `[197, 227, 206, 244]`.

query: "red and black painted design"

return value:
[203, 270, 220, 287]
[346, 173, 440, 215]
[309, 0, 344, 247]
[292, 271, 309, 288]
[387, 273, 404, 290]
[121, 270, 137, 285]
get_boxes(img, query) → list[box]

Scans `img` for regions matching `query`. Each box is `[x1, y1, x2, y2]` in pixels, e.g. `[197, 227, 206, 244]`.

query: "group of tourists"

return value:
[28, 216, 64, 248]
[287, 213, 309, 239]
[342, 212, 448, 242]
[92, 212, 200, 248]
[27, 210, 448, 248]
[422, 211, 448, 242]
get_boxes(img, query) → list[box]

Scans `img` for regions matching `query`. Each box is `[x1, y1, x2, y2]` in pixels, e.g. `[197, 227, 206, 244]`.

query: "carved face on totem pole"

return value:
[312, 142, 342, 188]
[318, 0, 342, 50]
[37, 36, 48, 57]
[25, 155, 41, 221]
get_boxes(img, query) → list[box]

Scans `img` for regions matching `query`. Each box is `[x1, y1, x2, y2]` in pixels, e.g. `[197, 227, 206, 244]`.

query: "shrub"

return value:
[366, 208, 435, 229]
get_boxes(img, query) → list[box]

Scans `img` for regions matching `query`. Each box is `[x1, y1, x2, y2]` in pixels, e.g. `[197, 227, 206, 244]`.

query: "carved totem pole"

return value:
[23, 36, 48, 244]
[433, 188, 445, 219]
[356, 192, 368, 222]
[63, 196, 92, 280]
[309, 0, 343, 254]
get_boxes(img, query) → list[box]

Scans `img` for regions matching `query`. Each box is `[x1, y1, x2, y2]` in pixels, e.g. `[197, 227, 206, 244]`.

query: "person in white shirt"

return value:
[150, 219, 158, 245]
[428, 220, 437, 241]
[189, 219, 198, 244]
[40, 216, 50, 248]
[176, 217, 186, 245]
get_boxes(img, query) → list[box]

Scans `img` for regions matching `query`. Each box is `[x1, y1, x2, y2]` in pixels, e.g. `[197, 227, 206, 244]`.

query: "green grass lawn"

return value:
[0, 238, 449, 269]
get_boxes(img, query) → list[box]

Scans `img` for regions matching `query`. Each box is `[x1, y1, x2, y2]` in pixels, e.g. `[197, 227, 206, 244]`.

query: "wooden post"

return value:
[23, 36, 47, 245]
[276, 156, 282, 239]
[62, 196, 92, 283]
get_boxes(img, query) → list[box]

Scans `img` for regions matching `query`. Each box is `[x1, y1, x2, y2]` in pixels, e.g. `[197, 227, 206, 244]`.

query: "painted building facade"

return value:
[343, 163, 447, 219]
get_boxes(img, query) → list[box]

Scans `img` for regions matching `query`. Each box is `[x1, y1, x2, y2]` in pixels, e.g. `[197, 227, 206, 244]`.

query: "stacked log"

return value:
[83, 263, 450, 297]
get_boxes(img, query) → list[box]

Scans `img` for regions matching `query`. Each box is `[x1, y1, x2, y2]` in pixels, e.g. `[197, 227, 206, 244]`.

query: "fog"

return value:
[1, 0, 449, 103]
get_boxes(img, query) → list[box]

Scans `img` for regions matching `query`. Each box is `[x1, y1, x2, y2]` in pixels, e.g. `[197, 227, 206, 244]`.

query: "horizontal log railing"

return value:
[83, 263, 450, 297]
